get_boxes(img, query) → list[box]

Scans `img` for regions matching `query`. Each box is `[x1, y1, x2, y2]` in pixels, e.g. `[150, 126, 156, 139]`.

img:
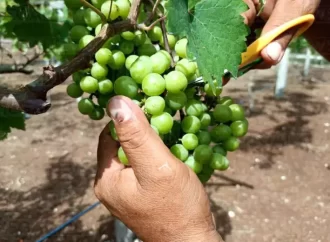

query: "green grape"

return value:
[64, 0, 82, 10]
[119, 40, 134, 55]
[185, 99, 203, 117]
[185, 87, 196, 99]
[159, 50, 172, 66]
[170, 144, 189, 161]
[164, 106, 176, 116]
[67, 83, 83, 98]
[78, 35, 94, 50]
[62, 43, 79, 59]
[201, 103, 208, 112]
[210, 124, 232, 143]
[91, 63, 108, 80]
[165, 71, 188, 94]
[98, 79, 113, 94]
[230, 119, 248, 137]
[165, 91, 187, 111]
[108, 50, 126, 70]
[217, 96, 234, 106]
[198, 173, 212, 184]
[150, 112, 174, 134]
[181, 116, 201, 134]
[98, 94, 112, 108]
[193, 145, 213, 164]
[137, 44, 157, 56]
[78, 98, 95, 115]
[145, 96, 165, 115]
[73, 9, 86, 25]
[184, 156, 203, 174]
[150, 52, 170, 74]
[121, 31, 136, 41]
[181, 133, 199, 150]
[142, 73, 166, 96]
[72, 71, 85, 84]
[95, 24, 102, 35]
[210, 153, 229, 171]
[116, 0, 131, 19]
[151, 125, 159, 135]
[91, 0, 107, 9]
[114, 76, 138, 99]
[109, 120, 119, 141]
[101, 1, 120, 20]
[204, 80, 223, 97]
[134, 30, 147, 46]
[95, 48, 112, 65]
[199, 113, 211, 130]
[118, 146, 129, 165]
[201, 165, 214, 176]
[223, 137, 240, 152]
[212, 145, 227, 156]
[147, 26, 162, 42]
[89, 105, 105, 120]
[160, 34, 177, 49]
[213, 104, 232, 123]
[175, 38, 187, 58]
[197, 131, 211, 145]
[84, 8, 102, 28]
[130, 56, 153, 84]
[175, 59, 197, 79]
[70, 26, 89, 43]
[125, 55, 139, 70]
[80, 76, 99, 93]
[229, 104, 245, 121]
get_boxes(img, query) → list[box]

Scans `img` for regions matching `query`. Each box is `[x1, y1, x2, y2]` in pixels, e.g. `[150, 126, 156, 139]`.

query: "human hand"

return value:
[94, 96, 222, 242]
[257, 0, 321, 66]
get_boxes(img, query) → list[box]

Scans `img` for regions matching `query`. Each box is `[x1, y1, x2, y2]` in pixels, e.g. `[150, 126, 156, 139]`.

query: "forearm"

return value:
[304, 0, 330, 61]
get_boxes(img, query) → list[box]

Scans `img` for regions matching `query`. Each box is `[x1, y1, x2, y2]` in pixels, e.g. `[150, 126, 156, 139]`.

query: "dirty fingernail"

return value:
[109, 97, 132, 123]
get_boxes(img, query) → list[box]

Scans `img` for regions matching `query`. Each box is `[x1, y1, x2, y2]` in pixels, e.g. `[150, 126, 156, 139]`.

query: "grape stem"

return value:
[137, 15, 166, 31]
[0, 0, 142, 114]
[107, 0, 113, 22]
[160, 20, 175, 67]
[80, 0, 107, 25]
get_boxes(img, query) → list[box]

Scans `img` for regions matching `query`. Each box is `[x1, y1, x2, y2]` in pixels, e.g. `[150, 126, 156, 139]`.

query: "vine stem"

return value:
[107, 0, 113, 22]
[0, 0, 142, 114]
[80, 0, 107, 24]
[138, 16, 166, 31]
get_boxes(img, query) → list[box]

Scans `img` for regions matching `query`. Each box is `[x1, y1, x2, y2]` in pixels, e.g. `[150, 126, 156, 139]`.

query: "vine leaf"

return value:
[0, 107, 25, 141]
[166, 0, 249, 88]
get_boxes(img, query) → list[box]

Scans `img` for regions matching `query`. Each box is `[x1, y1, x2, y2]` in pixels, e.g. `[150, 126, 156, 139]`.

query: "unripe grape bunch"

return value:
[64, 0, 249, 183]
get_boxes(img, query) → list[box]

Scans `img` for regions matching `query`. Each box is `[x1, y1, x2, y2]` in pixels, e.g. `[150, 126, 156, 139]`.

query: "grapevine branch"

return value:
[0, 0, 142, 114]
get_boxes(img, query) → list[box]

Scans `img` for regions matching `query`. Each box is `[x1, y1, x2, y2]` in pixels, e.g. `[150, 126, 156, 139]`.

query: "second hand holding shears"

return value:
[222, 14, 315, 86]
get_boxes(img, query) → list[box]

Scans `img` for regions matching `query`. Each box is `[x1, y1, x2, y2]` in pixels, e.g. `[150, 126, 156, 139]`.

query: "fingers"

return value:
[241, 0, 258, 26]
[259, 0, 317, 65]
[107, 96, 178, 185]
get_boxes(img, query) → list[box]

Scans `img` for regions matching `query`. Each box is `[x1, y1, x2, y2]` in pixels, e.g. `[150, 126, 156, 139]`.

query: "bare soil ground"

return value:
[1, 60, 330, 242]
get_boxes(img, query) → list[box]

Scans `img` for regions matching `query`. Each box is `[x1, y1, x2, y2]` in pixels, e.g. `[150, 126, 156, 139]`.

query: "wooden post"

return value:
[275, 48, 291, 98]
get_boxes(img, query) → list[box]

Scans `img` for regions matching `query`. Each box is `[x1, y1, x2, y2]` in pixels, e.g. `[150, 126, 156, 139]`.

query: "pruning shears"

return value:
[222, 14, 315, 86]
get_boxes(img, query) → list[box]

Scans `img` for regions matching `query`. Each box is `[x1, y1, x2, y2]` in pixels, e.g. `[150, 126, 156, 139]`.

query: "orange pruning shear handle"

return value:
[222, 14, 315, 86]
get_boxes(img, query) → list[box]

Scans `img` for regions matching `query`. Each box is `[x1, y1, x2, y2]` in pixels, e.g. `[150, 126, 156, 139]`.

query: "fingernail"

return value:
[266, 42, 283, 63]
[109, 97, 132, 123]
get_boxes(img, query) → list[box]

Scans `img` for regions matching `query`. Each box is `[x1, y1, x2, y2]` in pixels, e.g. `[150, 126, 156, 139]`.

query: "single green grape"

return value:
[70, 26, 89, 43]
[150, 52, 170, 74]
[175, 38, 187, 58]
[64, 0, 82, 10]
[98, 79, 113, 95]
[73, 9, 86, 25]
[197, 131, 211, 145]
[67, 83, 83, 98]
[165, 91, 187, 111]
[210, 153, 229, 171]
[108, 50, 126, 70]
[89, 105, 105, 120]
[229, 104, 245, 121]
[125, 55, 139, 70]
[109, 120, 118, 141]
[95, 48, 112, 65]
[185, 87, 196, 99]
[150, 112, 174, 134]
[119, 40, 135, 55]
[118, 146, 129, 165]
[193, 145, 213, 164]
[121, 31, 136, 41]
[142, 73, 166, 96]
[114, 76, 138, 99]
[61, 43, 79, 60]
[223, 137, 240, 152]
[116, 0, 131, 19]
[199, 113, 212, 130]
[184, 156, 203, 174]
[217, 96, 234, 106]
[84, 8, 102, 28]
[101, 1, 120, 20]
[170, 144, 189, 161]
[72, 71, 85, 84]
[181, 133, 199, 150]
[137, 44, 157, 56]
[80, 76, 99, 93]
[185, 99, 204, 117]
[175, 59, 197, 79]
[91, 63, 108, 80]
[213, 104, 232, 123]
[181, 116, 201, 134]
[230, 119, 249, 137]
[204, 80, 223, 97]
[160, 34, 177, 49]
[78, 98, 95, 115]
[210, 124, 232, 143]
[134, 30, 147, 46]
[212, 145, 227, 156]
[130, 56, 153, 84]
[145, 96, 166, 115]
[78, 35, 94, 50]
[165, 71, 188, 94]
[147, 26, 162, 42]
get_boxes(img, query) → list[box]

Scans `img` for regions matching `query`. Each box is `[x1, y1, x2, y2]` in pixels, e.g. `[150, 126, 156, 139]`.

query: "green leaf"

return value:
[0, 107, 26, 141]
[188, 0, 202, 10]
[166, 0, 249, 86]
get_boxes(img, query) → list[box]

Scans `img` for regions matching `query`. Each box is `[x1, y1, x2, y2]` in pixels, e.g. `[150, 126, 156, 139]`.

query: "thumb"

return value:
[259, 0, 308, 65]
[107, 96, 177, 184]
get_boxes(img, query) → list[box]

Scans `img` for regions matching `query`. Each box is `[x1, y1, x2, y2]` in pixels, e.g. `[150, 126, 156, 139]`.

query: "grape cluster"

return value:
[64, 0, 249, 183]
